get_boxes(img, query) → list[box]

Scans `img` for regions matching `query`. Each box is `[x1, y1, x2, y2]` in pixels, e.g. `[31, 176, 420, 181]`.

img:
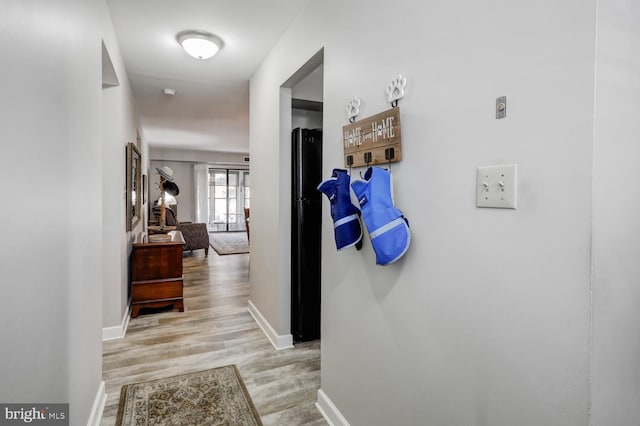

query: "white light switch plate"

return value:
[476, 164, 517, 209]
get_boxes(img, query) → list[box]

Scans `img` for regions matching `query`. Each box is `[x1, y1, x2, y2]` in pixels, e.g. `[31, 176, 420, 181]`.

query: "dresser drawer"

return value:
[131, 279, 183, 303]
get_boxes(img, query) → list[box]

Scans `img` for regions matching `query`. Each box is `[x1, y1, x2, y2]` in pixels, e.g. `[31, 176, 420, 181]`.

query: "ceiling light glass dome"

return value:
[177, 31, 223, 60]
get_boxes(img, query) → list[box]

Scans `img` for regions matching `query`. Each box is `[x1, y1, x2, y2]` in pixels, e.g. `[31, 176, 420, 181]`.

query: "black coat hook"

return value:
[346, 155, 354, 175]
[385, 148, 395, 172]
[360, 152, 372, 178]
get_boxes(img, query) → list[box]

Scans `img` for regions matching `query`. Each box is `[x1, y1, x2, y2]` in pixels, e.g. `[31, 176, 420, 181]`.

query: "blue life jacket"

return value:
[317, 169, 363, 250]
[351, 167, 410, 265]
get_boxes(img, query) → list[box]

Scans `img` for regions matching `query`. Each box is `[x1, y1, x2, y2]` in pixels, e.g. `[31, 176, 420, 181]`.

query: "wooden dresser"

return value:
[130, 231, 185, 318]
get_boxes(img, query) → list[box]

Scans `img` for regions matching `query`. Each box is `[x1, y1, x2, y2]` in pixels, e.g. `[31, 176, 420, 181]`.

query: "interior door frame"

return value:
[280, 48, 324, 342]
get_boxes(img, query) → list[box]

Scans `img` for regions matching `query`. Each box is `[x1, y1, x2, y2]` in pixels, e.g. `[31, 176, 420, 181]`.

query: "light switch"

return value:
[476, 164, 517, 209]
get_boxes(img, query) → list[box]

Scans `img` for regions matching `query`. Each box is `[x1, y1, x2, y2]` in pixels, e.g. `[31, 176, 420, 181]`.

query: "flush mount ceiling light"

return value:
[177, 30, 223, 60]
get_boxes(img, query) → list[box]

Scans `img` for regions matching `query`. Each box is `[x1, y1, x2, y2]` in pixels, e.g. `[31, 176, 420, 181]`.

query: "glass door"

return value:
[208, 169, 249, 232]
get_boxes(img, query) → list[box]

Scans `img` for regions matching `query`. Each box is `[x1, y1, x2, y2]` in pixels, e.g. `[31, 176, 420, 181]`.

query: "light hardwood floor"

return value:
[101, 248, 326, 425]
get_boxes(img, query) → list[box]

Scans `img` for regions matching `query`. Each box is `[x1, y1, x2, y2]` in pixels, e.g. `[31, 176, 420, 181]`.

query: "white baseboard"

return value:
[86, 380, 106, 426]
[247, 300, 293, 350]
[102, 305, 131, 341]
[316, 389, 350, 426]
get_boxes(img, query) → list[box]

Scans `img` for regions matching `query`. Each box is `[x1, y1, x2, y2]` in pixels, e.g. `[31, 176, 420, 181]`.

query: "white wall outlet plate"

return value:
[476, 164, 517, 209]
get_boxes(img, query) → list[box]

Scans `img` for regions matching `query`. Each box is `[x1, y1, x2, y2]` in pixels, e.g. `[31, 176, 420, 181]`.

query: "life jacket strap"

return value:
[369, 217, 405, 239]
[333, 213, 359, 228]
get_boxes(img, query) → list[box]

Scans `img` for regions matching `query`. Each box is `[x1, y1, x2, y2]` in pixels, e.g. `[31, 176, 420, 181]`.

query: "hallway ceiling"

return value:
[107, 0, 308, 153]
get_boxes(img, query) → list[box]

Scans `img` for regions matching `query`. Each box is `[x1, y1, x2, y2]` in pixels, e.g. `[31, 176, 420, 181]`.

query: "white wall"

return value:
[101, 4, 143, 331]
[292, 108, 323, 129]
[292, 64, 323, 102]
[292, 63, 323, 129]
[591, 1, 640, 423]
[0, 0, 113, 423]
[250, 0, 601, 424]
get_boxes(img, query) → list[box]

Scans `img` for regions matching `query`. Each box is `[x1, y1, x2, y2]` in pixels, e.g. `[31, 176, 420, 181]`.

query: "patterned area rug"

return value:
[115, 365, 262, 426]
[209, 232, 250, 255]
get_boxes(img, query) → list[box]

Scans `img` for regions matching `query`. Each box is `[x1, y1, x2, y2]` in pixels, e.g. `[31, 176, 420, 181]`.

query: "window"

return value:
[208, 169, 249, 232]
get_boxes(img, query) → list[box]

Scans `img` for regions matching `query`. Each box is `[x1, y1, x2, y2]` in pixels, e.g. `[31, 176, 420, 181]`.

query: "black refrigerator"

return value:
[291, 128, 322, 342]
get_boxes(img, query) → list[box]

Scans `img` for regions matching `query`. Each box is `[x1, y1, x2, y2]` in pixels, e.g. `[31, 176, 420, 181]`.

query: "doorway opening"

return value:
[282, 49, 324, 343]
[208, 168, 250, 232]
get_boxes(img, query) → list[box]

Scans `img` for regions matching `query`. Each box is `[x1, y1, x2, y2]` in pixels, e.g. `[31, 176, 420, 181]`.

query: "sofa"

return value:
[153, 207, 210, 256]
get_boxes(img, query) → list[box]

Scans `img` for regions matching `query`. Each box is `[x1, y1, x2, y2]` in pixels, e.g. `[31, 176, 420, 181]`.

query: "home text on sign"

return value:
[342, 107, 402, 168]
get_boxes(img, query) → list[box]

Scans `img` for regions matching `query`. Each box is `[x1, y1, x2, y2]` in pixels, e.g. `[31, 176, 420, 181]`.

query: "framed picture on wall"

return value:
[126, 142, 142, 231]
